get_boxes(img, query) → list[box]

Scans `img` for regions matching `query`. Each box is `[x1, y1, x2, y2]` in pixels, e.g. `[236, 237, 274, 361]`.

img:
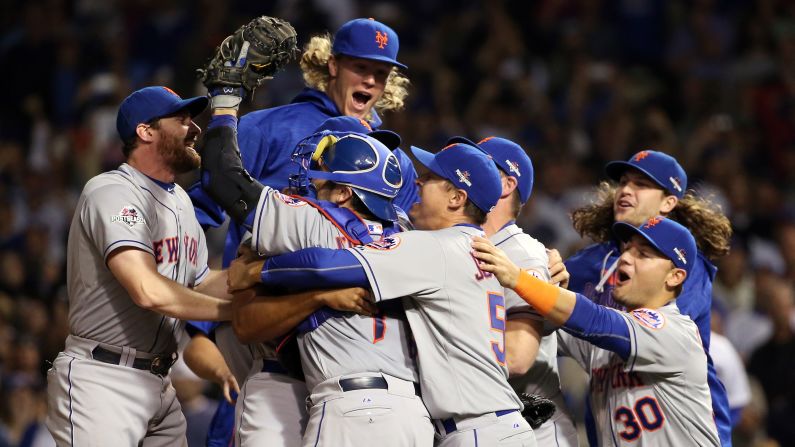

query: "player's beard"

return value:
[159, 130, 200, 174]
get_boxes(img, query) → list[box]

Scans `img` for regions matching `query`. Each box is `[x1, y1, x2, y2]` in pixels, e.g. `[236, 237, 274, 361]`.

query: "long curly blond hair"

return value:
[571, 181, 732, 260]
[300, 34, 410, 119]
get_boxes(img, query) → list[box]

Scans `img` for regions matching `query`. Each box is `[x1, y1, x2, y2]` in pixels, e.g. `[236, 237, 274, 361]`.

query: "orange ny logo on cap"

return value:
[375, 30, 388, 49]
[633, 151, 650, 162]
[161, 86, 180, 98]
[644, 216, 663, 228]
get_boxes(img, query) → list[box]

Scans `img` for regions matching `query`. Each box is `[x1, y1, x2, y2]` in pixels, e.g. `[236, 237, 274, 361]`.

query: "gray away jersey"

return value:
[492, 225, 566, 405]
[67, 163, 208, 353]
[347, 225, 522, 420]
[558, 302, 720, 446]
[251, 186, 417, 389]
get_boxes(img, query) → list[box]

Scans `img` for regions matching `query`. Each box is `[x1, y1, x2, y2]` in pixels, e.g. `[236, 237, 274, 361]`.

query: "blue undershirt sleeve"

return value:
[562, 294, 632, 360]
[260, 248, 368, 290]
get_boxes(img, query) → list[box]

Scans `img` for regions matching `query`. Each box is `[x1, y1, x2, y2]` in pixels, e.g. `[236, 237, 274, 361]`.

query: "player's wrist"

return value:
[250, 260, 265, 286]
[207, 86, 245, 110]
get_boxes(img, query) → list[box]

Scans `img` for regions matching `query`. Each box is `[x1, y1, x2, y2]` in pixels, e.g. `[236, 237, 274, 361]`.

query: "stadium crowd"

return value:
[0, 0, 793, 446]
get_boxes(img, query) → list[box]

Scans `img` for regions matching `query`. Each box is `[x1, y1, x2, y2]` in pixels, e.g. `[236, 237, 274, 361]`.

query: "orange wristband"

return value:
[514, 270, 559, 316]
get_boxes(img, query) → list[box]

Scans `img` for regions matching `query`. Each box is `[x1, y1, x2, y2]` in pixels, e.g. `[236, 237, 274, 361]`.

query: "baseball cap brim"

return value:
[170, 96, 209, 119]
[410, 145, 447, 179]
[337, 52, 408, 69]
[605, 161, 665, 190]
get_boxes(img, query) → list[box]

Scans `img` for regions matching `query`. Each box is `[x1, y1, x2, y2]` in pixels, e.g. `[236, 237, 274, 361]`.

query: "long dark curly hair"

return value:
[571, 181, 732, 260]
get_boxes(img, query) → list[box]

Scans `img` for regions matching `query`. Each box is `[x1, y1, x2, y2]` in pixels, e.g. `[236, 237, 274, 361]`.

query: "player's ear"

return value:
[665, 267, 687, 289]
[659, 194, 678, 215]
[328, 55, 338, 77]
[135, 123, 155, 143]
[449, 187, 468, 210]
[335, 184, 354, 204]
[501, 174, 518, 199]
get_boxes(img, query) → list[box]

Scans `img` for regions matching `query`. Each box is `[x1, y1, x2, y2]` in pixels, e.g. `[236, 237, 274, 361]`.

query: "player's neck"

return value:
[482, 200, 515, 237]
[626, 293, 676, 312]
[127, 147, 177, 183]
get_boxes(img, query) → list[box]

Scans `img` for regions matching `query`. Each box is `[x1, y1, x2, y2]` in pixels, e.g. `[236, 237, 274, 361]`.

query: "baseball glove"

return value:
[519, 392, 556, 430]
[198, 16, 299, 102]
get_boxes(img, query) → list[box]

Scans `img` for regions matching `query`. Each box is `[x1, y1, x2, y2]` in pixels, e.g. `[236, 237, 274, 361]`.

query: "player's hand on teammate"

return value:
[214, 368, 240, 404]
[316, 287, 377, 316]
[227, 255, 265, 292]
[470, 236, 522, 289]
[547, 248, 570, 289]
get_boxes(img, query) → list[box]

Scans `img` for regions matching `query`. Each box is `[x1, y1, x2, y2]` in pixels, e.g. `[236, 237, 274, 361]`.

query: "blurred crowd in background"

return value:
[1, 0, 794, 446]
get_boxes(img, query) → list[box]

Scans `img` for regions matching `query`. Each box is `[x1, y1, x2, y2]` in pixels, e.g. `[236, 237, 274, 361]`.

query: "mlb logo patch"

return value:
[630, 308, 666, 330]
[111, 205, 145, 227]
[275, 192, 308, 207]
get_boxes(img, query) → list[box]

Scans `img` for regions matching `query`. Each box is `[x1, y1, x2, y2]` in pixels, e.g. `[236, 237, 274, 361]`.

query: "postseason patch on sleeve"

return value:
[362, 235, 401, 251]
[111, 205, 145, 227]
[275, 192, 308, 207]
[630, 308, 666, 330]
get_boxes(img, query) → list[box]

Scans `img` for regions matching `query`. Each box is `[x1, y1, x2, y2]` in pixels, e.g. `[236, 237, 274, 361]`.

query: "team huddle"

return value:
[45, 15, 735, 447]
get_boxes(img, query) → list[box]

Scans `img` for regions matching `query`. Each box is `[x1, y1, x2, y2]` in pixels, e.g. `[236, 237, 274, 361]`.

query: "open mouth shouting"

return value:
[615, 266, 632, 287]
[350, 91, 373, 113]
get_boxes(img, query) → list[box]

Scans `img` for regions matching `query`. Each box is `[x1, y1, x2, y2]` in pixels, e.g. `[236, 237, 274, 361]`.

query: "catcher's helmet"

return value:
[292, 133, 403, 221]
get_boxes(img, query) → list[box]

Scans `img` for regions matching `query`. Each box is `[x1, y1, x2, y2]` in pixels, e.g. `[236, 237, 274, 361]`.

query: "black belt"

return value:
[91, 346, 177, 376]
[261, 359, 289, 375]
[437, 409, 518, 435]
[339, 376, 421, 396]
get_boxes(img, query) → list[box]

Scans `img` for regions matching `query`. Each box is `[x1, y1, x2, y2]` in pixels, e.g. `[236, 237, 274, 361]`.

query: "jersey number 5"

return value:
[614, 396, 665, 441]
[488, 292, 506, 365]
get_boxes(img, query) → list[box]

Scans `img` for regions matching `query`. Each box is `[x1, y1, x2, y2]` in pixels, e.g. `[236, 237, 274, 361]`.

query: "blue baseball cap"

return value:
[447, 136, 534, 204]
[613, 216, 697, 276]
[116, 86, 208, 141]
[605, 150, 687, 199]
[315, 116, 401, 150]
[410, 143, 502, 213]
[333, 18, 407, 69]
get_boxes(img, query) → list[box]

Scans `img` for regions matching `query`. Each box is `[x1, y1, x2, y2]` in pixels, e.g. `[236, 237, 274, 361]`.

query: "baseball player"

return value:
[190, 17, 418, 266]
[188, 16, 418, 446]
[199, 102, 430, 446]
[46, 86, 233, 446]
[564, 150, 733, 445]
[453, 136, 579, 445]
[243, 143, 537, 446]
[472, 217, 722, 446]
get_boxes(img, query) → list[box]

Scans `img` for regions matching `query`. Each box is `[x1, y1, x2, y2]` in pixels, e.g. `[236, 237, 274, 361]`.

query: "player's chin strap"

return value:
[594, 249, 618, 293]
[198, 124, 264, 227]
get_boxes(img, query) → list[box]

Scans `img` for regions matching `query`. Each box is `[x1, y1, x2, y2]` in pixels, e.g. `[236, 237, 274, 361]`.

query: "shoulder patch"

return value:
[275, 192, 308, 207]
[111, 205, 145, 227]
[362, 235, 401, 251]
[630, 308, 666, 330]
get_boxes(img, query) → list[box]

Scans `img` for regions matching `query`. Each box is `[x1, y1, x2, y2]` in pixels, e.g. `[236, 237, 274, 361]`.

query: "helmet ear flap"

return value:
[312, 135, 338, 163]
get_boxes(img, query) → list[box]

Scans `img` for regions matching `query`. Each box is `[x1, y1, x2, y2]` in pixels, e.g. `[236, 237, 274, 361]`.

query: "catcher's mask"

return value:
[290, 133, 403, 221]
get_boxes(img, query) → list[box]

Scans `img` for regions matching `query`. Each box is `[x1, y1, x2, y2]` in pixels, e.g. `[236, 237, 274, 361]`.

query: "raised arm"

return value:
[472, 237, 631, 359]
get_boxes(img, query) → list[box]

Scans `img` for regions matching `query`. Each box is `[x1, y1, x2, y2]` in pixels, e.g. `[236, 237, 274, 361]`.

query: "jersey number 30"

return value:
[488, 292, 506, 365]
[614, 396, 665, 441]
